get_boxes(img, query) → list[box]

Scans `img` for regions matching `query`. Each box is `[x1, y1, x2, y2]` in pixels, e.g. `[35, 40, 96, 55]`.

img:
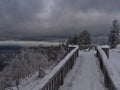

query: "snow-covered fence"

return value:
[96, 45, 109, 58]
[37, 45, 79, 90]
[96, 46, 120, 90]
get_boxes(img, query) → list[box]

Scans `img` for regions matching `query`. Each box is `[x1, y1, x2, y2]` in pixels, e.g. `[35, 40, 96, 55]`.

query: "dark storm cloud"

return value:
[58, 0, 120, 13]
[0, 0, 43, 23]
[0, 0, 120, 39]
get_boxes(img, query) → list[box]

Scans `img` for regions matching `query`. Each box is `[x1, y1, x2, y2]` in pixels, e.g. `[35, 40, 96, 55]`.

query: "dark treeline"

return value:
[67, 30, 91, 45]
[67, 19, 120, 49]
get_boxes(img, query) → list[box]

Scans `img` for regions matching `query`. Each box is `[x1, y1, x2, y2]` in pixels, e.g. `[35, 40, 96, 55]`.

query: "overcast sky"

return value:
[0, 0, 120, 40]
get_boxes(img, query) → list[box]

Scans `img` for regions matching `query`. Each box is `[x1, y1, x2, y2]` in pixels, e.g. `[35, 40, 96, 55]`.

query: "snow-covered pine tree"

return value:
[108, 19, 120, 48]
[67, 34, 78, 45]
[57, 44, 67, 61]
[78, 30, 91, 45]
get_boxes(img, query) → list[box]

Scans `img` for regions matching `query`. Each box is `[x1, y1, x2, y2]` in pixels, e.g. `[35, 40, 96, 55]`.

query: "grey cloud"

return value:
[0, 0, 43, 23]
[58, 0, 120, 13]
[0, 0, 120, 40]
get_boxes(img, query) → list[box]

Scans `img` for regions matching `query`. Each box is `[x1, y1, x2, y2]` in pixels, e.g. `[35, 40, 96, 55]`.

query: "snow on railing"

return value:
[33, 45, 79, 90]
[79, 45, 94, 50]
[96, 46, 120, 90]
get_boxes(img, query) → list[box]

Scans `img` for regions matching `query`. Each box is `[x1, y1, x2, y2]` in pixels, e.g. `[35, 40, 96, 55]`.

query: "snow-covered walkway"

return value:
[59, 50, 107, 90]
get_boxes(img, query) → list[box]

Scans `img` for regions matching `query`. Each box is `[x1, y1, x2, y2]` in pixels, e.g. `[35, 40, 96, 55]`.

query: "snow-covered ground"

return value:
[59, 50, 107, 90]
[110, 46, 120, 76]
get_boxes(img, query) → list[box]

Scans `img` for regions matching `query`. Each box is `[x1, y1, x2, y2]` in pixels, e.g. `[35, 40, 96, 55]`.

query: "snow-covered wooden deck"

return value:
[59, 50, 107, 90]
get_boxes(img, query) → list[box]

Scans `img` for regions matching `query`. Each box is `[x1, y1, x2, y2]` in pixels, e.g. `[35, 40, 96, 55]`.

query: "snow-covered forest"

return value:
[0, 44, 70, 90]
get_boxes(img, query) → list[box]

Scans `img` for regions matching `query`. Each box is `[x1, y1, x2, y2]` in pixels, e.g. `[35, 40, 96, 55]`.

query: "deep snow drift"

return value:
[59, 50, 107, 90]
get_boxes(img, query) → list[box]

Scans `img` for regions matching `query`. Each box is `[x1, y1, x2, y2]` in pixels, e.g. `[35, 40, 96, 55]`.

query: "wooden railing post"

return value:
[96, 46, 120, 90]
[102, 48, 109, 59]
[39, 46, 79, 90]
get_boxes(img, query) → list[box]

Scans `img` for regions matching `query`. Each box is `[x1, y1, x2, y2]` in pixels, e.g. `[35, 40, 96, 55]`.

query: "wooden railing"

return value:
[96, 46, 120, 90]
[37, 46, 79, 90]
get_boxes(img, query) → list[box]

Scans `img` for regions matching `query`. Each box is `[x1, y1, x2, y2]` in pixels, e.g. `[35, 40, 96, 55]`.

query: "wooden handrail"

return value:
[96, 46, 120, 90]
[33, 45, 79, 90]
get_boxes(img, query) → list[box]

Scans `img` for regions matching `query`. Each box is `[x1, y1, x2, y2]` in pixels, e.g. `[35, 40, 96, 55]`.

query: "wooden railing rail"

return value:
[37, 45, 79, 90]
[96, 46, 120, 90]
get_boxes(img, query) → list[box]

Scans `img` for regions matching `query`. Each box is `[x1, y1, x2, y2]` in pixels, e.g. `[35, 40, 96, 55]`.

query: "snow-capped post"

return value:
[95, 45, 99, 57]
[101, 46, 109, 59]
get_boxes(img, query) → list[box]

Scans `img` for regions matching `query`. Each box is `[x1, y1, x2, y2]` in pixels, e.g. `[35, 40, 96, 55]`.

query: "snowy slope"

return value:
[59, 50, 107, 90]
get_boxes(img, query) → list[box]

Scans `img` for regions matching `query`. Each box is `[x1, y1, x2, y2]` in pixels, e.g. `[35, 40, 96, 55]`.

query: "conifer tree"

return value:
[108, 19, 119, 48]
[78, 30, 91, 45]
